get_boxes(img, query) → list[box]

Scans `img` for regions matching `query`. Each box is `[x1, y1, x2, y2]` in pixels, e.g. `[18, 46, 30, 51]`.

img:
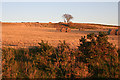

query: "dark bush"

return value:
[78, 32, 120, 78]
[2, 32, 120, 79]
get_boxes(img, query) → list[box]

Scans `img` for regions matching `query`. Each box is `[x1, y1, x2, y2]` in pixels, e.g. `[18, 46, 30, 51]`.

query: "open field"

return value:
[2, 22, 119, 49]
[2, 22, 120, 78]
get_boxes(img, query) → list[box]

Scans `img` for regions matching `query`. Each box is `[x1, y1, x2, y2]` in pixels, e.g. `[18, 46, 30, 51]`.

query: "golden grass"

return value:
[2, 22, 119, 49]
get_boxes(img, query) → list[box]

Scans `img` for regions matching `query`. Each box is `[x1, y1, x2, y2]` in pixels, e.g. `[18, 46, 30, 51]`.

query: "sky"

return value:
[1, 0, 120, 2]
[2, 2, 118, 26]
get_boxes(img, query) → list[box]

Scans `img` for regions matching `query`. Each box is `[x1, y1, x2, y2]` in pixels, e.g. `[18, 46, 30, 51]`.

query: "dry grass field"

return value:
[2, 22, 120, 79]
[2, 22, 119, 49]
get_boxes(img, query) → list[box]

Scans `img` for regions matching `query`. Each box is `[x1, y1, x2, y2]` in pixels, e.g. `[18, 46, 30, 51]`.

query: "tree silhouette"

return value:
[62, 14, 73, 23]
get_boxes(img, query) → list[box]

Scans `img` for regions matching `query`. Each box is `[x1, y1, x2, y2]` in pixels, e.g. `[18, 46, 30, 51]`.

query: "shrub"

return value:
[2, 33, 120, 79]
[78, 32, 120, 78]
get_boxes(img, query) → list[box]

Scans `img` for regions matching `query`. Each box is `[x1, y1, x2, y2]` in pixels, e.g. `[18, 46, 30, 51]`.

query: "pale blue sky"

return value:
[2, 2, 118, 26]
[2, 0, 120, 2]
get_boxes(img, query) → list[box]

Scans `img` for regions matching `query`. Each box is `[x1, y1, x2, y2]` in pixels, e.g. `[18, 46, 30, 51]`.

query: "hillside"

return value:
[2, 22, 119, 30]
[2, 22, 119, 49]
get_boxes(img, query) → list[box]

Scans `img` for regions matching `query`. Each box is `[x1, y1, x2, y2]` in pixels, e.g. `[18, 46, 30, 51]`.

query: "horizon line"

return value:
[1, 21, 119, 26]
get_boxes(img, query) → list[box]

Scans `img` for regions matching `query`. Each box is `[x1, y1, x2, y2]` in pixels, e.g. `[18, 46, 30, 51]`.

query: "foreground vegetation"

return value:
[2, 32, 120, 79]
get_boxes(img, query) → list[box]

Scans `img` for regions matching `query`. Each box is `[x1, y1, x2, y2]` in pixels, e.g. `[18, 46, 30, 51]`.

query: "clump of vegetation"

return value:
[78, 32, 120, 78]
[2, 32, 120, 79]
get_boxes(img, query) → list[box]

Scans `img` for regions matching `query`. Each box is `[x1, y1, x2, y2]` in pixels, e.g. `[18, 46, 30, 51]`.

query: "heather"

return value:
[2, 32, 120, 79]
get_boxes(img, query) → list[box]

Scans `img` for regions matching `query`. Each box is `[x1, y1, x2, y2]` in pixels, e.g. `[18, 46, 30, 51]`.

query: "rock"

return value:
[79, 28, 84, 31]
[60, 27, 66, 32]
[56, 28, 61, 31]
[115, 29, 120, 35]
[108, 29, 116, 35]
[66, 28, 71, 32]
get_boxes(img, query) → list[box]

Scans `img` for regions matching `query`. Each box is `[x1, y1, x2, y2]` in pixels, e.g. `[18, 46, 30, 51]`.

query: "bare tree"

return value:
[62, 14, 73, 23]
